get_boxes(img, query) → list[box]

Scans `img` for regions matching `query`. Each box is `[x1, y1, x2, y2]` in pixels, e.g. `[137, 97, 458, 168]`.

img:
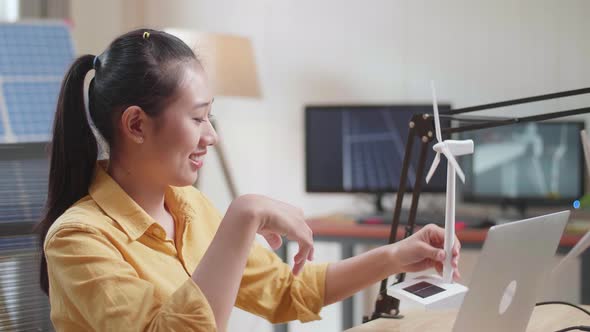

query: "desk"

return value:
[344, 305, 590, 331]
[274, 218, 588, 332]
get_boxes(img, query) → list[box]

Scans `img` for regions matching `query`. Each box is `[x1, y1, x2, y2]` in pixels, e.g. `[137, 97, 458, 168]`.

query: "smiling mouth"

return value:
[189, 152, 205, 168]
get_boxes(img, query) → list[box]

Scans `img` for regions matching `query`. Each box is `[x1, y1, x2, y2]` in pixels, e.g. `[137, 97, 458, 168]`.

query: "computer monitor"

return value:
[460, 121, 585, 208]
[305, 104, 451, 196]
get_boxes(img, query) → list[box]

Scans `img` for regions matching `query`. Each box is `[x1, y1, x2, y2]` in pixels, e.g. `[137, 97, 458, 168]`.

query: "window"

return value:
[0, 0, 19, 21]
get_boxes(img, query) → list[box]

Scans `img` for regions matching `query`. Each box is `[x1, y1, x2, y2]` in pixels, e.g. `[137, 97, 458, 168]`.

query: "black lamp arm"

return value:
[366, 113, 436, 321]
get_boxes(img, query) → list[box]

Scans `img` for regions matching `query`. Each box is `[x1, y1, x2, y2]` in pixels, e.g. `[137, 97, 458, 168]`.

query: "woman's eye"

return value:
[194, 114, 214, 123]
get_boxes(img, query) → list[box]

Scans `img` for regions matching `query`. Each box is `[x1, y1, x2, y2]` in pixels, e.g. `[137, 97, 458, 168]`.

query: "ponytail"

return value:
[38, 55, 97, 295]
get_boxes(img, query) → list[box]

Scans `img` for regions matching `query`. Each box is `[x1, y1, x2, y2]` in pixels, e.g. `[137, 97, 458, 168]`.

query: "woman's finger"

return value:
[452, 235, 461, 256]
[291, 229, 314, 275]
[262, 232, 283, 250]
[435, 261, 443, 275]
[292, 245, 312, 275]
[308, 246, 315, 261]
[418, 225, 446, 252]
[453, 268, 462, 281]
[292, 244, 308, 275]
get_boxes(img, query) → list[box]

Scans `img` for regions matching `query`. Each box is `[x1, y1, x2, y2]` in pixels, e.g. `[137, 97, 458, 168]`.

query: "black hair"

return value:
[37, 28, 198, 294]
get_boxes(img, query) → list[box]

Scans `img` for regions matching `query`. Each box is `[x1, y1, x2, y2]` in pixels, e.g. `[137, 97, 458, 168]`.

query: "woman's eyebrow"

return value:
[193, 98, 215, 110]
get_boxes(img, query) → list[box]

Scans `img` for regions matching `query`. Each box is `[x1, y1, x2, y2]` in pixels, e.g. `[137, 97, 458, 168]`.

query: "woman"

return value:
[38, 29, 461, 331]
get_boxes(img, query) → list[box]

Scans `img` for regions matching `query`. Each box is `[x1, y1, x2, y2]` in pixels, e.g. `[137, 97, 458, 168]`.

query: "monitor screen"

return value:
[460, 121, 584, 203]
[305, 105, 451, 193]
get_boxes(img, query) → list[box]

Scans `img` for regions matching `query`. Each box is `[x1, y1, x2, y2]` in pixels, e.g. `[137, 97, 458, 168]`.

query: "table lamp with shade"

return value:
[165, 28, 262, 199]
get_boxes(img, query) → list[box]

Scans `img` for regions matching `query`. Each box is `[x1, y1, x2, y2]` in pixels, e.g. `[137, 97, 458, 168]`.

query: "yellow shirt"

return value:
[44, 162, 327, 331]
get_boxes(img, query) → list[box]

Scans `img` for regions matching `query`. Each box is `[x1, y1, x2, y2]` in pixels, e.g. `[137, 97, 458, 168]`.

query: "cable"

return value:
[535, 301, 590, 332]
[373, 294, 590, 329]
[554, 326, 590, 332]
[536, 301, 590, 317]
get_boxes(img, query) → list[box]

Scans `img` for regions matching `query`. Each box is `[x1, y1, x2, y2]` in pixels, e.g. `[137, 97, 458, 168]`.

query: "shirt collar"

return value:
[89, 160, 195, 241]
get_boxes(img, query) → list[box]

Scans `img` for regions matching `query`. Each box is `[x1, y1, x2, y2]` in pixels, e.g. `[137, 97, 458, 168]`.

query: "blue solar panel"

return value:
[0, 22, 74, 143]
[3, 81, 60, 140]
[0, 23, 74, 76]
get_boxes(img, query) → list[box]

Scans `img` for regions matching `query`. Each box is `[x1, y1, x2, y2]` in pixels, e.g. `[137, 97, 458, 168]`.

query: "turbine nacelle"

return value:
[432, 140, 474, 157]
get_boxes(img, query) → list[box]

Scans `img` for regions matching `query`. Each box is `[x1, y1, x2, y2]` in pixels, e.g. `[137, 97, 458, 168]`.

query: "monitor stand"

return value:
[374, 192, 386, 214]
[357, 193, 394, 224]
[358, 193, 443, 226]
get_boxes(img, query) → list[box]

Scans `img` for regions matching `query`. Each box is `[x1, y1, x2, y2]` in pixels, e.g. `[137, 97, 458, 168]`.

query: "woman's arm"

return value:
[324, 224, 461, 305]
[191, 200, 259, 331]
[192, 194, 315, 331]
[324, 245, 393, 305]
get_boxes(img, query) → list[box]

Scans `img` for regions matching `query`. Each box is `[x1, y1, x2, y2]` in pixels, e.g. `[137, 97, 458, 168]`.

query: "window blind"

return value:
[0, 142, 53, 331]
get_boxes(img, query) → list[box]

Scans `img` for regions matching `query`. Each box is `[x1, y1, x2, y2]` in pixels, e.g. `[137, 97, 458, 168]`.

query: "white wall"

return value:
[70, 0, 144, 55]
[138, 0, 590, 214]
[69, 1, 590, 331]
[71, 0, 590, 212]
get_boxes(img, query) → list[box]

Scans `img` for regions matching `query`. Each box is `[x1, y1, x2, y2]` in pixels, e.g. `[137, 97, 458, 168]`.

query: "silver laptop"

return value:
[453, 211, 570, 332]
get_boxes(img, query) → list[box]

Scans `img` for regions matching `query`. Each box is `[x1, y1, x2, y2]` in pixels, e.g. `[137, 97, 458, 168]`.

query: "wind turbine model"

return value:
[388, 81, 473, 310]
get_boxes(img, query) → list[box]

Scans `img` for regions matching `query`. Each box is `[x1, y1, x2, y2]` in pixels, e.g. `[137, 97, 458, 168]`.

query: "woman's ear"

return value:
[120, 105, 147, 144]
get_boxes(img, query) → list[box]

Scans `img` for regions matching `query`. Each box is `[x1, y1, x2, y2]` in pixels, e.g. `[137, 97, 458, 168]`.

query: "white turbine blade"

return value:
[552, 230, 590, 278]
[430, 80, 442, 142]
[442, 144, 465, 183]
[425, 152, 440, 183]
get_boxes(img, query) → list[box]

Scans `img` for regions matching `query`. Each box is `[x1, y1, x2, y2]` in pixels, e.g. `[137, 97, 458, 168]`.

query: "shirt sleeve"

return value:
[235, 242, 328, 324]
[44, 224, 217, 332]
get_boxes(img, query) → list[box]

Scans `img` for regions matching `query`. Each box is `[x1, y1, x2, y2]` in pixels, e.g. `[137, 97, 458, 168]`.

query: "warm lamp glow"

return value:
[165, 28, 261, 98]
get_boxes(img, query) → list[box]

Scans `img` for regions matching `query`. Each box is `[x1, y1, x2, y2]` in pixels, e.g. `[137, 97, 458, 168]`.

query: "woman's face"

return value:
[141, 62, 217, 187]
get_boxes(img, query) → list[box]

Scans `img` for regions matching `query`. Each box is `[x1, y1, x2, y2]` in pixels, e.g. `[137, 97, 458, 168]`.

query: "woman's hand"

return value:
[323, 223, 461, 305]
[389, 224, 461, 280]
[230, 194, 314, 275]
